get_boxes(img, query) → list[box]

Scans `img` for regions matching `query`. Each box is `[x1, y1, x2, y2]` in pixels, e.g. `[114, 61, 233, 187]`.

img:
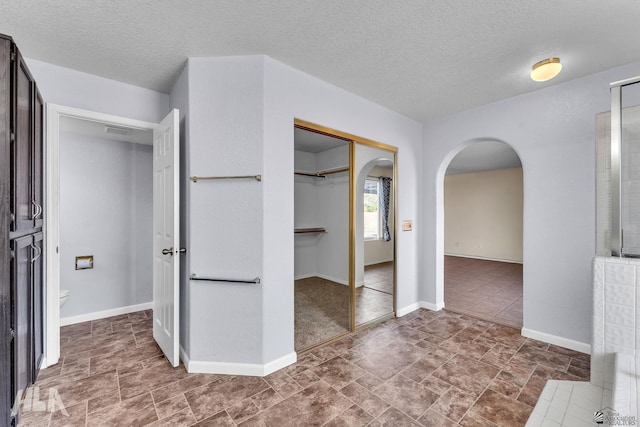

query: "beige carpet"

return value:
[295, 277, 350, 351]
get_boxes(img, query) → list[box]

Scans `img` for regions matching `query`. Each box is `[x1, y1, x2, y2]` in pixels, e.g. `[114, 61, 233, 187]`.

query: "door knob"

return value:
[178, 248, 186, 254]
[162, 248, 173, 256]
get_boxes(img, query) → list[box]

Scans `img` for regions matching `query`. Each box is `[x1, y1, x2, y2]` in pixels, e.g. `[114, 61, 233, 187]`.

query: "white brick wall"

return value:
[592, 256, 640, 389]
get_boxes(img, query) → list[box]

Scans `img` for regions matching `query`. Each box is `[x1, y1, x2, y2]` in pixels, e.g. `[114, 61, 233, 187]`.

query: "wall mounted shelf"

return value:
[294, 166, 349, 179]
[294, 228, 327, 234]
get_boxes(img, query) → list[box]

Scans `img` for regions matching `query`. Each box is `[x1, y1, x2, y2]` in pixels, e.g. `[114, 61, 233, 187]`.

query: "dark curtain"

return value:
[379, 177, 392, 241]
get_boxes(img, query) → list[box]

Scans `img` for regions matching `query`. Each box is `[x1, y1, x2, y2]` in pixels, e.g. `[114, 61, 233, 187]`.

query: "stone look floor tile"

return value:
[373, 374, 440, 419]
[185, 376, 270, 421]
[86, 392, 158, 426]
[310, 356, 366, 389]
[20, 307, 591, 427]
[238, 381, 352, 427]
[432, 354, 500, 396]
[473, 388, 533, 426]
[339, 382, 390, 417]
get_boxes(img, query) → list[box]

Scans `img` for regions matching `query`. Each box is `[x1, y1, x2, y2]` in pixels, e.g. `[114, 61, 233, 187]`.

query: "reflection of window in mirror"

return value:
[364, 178, 380, 240]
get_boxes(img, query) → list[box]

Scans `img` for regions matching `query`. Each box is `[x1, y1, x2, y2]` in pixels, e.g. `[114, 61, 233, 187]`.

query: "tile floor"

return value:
[444, 256, 523, 329]
[357, 262, 394, 325]
[19, 308, 589, 426]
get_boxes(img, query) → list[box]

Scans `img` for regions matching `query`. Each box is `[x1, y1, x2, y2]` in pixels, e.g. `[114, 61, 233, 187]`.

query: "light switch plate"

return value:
[402, 220, 412, 231]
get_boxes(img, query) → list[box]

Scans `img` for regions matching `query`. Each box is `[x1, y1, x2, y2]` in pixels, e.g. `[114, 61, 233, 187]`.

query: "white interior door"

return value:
[153, 108, 180, 367]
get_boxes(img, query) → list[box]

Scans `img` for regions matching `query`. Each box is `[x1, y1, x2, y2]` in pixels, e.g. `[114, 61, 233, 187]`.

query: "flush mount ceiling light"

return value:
[530, 57, 562, 82]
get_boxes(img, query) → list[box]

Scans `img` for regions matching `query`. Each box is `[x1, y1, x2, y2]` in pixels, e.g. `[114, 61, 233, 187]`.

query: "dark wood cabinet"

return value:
[1, 33, 44, 427]
[31, 232, 43, 380]
[11, 236, 32, 410]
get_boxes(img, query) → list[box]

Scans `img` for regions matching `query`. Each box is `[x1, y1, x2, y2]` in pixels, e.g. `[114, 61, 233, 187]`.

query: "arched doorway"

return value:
[440, 140, 523, 328]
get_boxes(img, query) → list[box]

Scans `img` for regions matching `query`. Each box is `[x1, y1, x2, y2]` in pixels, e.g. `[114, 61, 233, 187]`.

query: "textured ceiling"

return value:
[2, 1, 640, 123]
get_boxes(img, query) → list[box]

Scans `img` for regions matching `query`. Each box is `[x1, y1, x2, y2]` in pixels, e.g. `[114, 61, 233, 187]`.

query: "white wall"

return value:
[444, 167, 523, 263]
[174, 55, 422, 370]
[59, 133, 152, 318]
[294, 147, 350, 284]
[262, 56, 423, 365]
[182, 56, 265, 364]
[26, 59, 169, 123]
[422, 61, 640, 347]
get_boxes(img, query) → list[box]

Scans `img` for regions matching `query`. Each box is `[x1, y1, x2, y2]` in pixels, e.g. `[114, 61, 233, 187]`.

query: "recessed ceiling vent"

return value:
[104, 125, 132, 136]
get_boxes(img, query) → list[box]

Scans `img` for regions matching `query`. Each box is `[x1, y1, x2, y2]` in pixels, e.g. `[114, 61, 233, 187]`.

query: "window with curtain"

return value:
[364, 178, 380, 240]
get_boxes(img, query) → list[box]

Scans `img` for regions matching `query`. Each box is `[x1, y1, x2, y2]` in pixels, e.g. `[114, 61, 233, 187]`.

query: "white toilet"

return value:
[60, 289, 70, 308]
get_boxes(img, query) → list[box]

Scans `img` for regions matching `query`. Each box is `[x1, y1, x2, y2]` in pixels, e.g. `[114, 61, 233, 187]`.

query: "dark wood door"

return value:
[32, 91, 43, 229]
[10, 235, 31, 410]
[11, 49, 34, 233]
[31, 232, 43, 380]
[0, 34, 13, 427]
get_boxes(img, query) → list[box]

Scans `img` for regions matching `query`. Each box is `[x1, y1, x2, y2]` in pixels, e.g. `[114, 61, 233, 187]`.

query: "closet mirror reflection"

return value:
[294, 127, 351, 352]
[355, 144, 395, 326]
[293, 121, 397, 352]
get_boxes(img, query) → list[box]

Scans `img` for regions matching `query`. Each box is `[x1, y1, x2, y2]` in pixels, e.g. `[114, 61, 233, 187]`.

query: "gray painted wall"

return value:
[172, 55, 423, 367]
[422, 60, 640, 346]
[59, 133, 152, 318]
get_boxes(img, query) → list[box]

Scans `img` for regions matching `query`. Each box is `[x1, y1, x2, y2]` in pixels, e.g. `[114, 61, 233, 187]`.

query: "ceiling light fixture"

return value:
[530, 57, 562, 82]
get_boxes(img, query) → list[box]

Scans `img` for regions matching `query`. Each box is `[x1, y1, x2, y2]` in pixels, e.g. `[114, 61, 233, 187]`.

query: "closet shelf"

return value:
[294, 228, 327, 234]
[294, 166, 349, 178]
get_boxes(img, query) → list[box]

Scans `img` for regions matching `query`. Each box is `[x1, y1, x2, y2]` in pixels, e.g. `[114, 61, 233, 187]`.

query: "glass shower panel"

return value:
[621, 82, 640, 256]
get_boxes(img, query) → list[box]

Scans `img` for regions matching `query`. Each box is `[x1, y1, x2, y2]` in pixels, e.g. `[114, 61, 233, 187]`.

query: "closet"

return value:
[0, 33, 45, 426]
[294, 127, 351, 351]
[293, 121, 397, 352]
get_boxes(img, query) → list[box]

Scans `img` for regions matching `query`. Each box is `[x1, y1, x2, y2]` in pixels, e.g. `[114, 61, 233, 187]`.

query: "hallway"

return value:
[444, 256, 523, 329]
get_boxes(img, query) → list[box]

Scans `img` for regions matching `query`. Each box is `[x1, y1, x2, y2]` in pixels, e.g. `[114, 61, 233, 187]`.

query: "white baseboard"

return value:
[295, 273, 349, 286]
[183, 350, 297, 377]
[396, 301, 445, 317]
[364, 259, 394, 267]
[60, 302, 153, 326]
[444, 253, 523, 265]
[521, 328, 591, 354]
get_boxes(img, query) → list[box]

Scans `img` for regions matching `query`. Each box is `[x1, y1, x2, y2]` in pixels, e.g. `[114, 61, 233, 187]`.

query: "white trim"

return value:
[184, 351, 297, 377]
[60, 302, 153, 326]
[396, 300, 445, 317]
[45, 103, 157, 367]
[443, 253, 523, 265]
[294, 273, 349, 286]
[521, 327, 591, 354]
[364, 258, 394, 267]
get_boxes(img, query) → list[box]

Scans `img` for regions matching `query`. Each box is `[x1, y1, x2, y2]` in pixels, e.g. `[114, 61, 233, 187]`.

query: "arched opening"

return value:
[439, 140, 523, 328]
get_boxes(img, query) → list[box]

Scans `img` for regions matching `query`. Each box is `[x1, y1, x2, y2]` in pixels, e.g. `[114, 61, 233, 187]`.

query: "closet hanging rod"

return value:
[191, 174, 262, 182]
[294, 167, 349, 178]
[190, 274, 261, 284]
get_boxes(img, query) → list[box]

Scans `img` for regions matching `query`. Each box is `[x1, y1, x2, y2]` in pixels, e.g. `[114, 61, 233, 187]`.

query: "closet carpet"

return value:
[295, 277, 350, 352]
[295, 263, 395, 351]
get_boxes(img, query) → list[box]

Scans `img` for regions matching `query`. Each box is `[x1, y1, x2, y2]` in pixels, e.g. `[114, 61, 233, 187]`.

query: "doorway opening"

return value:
[45, 105, 181, 367]
[441, 140, 523, 328]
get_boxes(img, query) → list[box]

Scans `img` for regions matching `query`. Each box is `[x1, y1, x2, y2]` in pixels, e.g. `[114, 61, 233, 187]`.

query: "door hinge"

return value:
[10, 249, 15, 259]
[10, 51, 15, 62]
[10, 131, 15, 142]
[10, 328, 15, 339]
